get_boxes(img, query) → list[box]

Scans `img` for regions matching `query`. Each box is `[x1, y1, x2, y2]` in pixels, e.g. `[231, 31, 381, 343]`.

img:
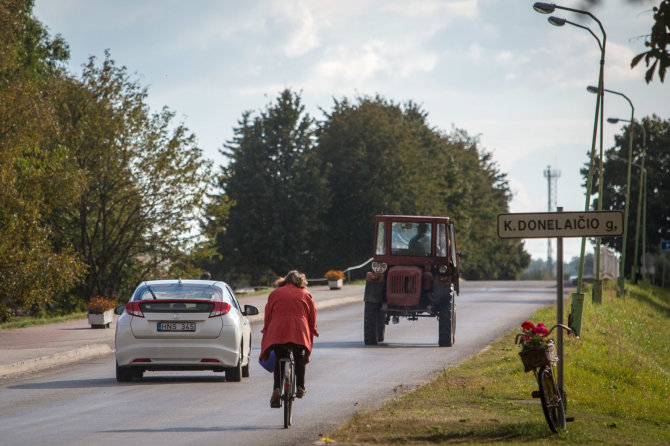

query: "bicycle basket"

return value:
[518, 340, 558, 372]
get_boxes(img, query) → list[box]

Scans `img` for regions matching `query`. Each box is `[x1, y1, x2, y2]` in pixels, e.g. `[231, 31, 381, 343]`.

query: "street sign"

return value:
[497, 210, 624, 239]
[661, 240, 670, 252]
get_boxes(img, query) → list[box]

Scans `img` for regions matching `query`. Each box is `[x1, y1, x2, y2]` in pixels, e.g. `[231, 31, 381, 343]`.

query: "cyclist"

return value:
[260, 270, 318, 408]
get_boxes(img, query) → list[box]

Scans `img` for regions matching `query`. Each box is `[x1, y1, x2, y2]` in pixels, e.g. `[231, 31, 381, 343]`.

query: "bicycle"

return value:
[278, 348, 296, 428]
[516, 324, 572, 433]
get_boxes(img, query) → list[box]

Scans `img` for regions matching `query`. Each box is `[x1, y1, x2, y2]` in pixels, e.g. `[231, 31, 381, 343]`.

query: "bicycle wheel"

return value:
[283, 362, 293, 428]
[537, 365, 566, 433]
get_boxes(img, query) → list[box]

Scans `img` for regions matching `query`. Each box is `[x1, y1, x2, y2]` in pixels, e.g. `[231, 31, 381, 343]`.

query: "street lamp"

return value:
[534, 2, 607, 303]
[608, 117, 647, 283]
[590, 87, 634, 295]
[533, 1, 607, 400]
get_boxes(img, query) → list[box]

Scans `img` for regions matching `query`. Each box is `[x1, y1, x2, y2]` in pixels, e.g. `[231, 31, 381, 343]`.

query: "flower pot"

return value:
[88, 309, 114, 328]
[328, 279, 343, 289]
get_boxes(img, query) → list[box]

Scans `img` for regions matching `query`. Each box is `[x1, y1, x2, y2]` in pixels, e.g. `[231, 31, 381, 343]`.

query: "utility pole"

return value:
[544, 166, 561, 274]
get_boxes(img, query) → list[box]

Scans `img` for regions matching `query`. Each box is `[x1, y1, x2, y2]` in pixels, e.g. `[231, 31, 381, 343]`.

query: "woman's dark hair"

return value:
[274, 270, 308, 289]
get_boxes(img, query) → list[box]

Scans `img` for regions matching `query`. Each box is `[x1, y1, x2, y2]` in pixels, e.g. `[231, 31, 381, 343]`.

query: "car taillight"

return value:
[125, 301, 144, 318]
[209, 301, 231, 318]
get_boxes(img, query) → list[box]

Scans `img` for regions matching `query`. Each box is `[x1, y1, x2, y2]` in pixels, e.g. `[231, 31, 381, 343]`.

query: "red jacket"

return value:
[260, 284, 318, 362]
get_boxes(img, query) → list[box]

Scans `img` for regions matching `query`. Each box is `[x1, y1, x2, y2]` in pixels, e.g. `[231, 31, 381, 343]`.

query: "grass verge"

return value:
[329, 281, 670, 445]
[0, 311, 88, 331]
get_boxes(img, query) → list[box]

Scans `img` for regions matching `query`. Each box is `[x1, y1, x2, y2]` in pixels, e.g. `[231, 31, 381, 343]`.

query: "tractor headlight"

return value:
[438, 265, 448, 274]
[372, 262, 388, 273]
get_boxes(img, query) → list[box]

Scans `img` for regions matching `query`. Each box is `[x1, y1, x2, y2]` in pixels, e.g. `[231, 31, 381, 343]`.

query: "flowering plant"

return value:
[324, 270, 345, 281]
[517, 320, 550, 351]
[87, 296, 116, 314]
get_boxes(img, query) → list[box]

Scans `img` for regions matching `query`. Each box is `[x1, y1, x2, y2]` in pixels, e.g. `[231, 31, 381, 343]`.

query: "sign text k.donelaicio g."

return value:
[497, 210, 624, 239]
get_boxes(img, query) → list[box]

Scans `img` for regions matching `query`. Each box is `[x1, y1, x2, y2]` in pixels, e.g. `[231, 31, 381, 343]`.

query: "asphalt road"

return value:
[0, 281, 559, 446]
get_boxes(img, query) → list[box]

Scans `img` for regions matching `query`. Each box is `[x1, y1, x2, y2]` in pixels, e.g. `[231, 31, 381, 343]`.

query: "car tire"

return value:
[116, 361, 134, 382]
[226, 345, 243, 382]
[364, 302, 380, 345]
[438, 295, 455, 347]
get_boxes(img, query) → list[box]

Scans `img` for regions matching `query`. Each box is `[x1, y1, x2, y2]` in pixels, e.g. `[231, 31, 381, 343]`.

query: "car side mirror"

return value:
[114, 305, 125, 315]
[243, 304, 259, 316]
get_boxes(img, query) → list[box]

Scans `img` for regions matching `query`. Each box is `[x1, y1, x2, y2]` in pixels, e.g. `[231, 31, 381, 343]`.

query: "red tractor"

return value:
[364, 215, 460, 347]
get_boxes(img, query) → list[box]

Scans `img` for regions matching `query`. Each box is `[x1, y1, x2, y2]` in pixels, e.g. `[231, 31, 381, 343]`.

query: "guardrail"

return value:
[343, 257, 373, 282]
[307, 257, 373, 285]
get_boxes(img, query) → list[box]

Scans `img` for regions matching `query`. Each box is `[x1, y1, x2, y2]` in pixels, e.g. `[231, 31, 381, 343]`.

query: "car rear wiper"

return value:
[146, 285, 158, 300]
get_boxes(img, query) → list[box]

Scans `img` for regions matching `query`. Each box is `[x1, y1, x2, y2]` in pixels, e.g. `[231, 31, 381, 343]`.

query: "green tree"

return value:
[316, 96, 529, 279]
[54, 53, 212, 300]
[316, 96, 421, 270]
[213, 89, 326, 283]
[630, 0, 670, 82]
[582, 0, 669, 83]
[0, 0, 84, 320]
[585, 115, 670, 279]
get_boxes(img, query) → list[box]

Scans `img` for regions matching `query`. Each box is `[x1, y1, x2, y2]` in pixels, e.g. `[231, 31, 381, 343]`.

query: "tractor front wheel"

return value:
[364, 302, 381, 345]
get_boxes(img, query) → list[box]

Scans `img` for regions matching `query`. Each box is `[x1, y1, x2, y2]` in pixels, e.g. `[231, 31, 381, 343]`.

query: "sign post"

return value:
[556, 209, 564, 394]
[498, 209, 624, 398]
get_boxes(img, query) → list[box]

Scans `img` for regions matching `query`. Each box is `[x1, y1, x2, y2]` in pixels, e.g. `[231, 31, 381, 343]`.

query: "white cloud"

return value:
[313, 41, 390, 84]
[467, 43, 485, 61]
[496, 50, 514, 62]
[280, 2, 320, 57]
[386, 0, 479, 20]
[396, 53, 439, 77]
[606, 41, 642, 82]
[507, 176, 533, 212]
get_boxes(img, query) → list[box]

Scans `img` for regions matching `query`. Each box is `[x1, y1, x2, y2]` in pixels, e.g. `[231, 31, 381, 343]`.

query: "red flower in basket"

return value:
[521, 320, 535, 331]
[518, 321, 550, 351]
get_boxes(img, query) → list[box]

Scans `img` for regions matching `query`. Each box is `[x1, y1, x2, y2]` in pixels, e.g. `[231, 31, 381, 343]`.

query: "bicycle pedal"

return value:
[531, 390, 541, 398]
[566, 417, 575, 422]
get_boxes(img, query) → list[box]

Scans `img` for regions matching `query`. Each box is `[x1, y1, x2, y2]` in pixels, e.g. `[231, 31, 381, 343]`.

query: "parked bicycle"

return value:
[516, 323, 572, 433]
[278, 348, 297, 428]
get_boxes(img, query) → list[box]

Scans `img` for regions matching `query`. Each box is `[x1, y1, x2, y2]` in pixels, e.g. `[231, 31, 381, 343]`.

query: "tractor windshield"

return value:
[390, 221, 432, 256]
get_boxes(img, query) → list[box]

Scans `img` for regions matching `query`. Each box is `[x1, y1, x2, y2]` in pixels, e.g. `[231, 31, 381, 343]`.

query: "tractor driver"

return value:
[408, 222, 431, 255]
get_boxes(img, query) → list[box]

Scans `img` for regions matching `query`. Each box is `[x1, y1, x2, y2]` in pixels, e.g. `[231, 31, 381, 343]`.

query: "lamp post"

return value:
[534, 2, 607, 304]
[608, 117, 647, 283]
[533, 2, 607, 401]
[592, 88, 634, 295]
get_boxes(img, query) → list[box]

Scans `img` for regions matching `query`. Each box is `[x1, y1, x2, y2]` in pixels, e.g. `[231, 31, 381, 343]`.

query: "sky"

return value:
[34, 0, 670, 263]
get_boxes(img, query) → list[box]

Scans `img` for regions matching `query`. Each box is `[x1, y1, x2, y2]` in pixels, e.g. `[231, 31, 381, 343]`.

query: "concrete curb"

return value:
[0, 294, 363, 380]
[246, 294, 362, 324]
[0, 343, 113, 379]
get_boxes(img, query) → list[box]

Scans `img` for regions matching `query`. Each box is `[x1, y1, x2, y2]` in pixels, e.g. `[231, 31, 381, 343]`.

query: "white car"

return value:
[114, 279, 258, 382]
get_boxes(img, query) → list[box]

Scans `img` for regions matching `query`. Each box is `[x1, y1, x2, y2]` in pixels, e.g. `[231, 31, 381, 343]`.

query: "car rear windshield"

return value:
[133, 284, 224, 302]
[139, 301, 215, 313]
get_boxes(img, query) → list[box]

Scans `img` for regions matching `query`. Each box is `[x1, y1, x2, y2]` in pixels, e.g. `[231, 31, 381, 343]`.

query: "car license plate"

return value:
[157, 322, 196, 332]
